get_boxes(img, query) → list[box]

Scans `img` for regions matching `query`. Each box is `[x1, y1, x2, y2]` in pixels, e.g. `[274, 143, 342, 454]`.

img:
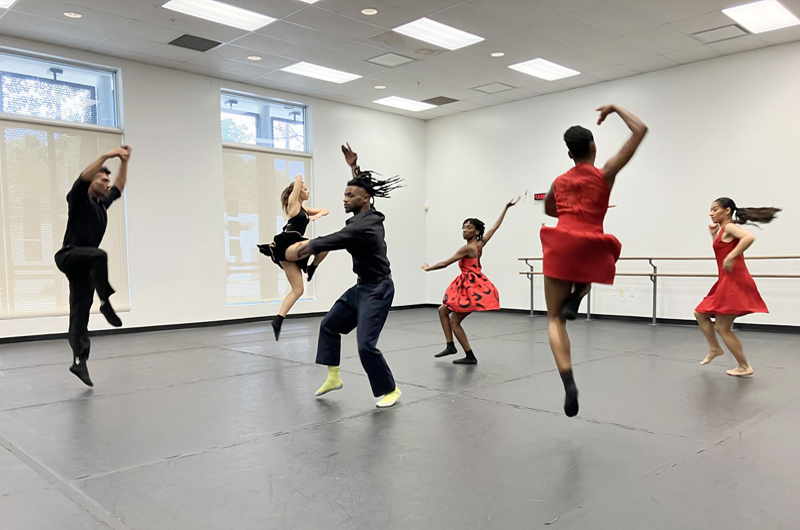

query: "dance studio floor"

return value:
[1, 308, 799, 529]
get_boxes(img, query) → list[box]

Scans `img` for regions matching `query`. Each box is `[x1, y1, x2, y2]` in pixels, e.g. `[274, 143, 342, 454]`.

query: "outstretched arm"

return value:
[306, 207, 329, 221]
[482, 196, 520, 245]
[286, 175, 304, 217]
[295, 224, 358, 259]
[423, 245, 473, 272]
[113, 146, 131, 193]
[598, 105, 648, 189]
[80, 146, 129, 181]
[342, 143, 360, 178]
[722, 223, 755, 272]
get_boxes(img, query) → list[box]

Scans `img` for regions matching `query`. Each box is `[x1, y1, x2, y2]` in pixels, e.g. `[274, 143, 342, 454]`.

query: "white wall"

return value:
[0, 36, 427, 339]
[425, 41, 800, 326]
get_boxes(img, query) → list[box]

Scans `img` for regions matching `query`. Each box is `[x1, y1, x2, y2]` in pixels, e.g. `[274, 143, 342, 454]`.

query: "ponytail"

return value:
[715, 197, 780, 226]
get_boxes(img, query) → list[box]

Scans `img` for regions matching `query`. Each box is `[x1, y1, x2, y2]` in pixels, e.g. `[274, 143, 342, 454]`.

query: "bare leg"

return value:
[450, 312, 476, 364]
[545, 275, 579, 417]
[278, 262, 305, 317]
[715, 314, 754, 376]
[695, 311, 724, 365]
[438, 304, 454, 342]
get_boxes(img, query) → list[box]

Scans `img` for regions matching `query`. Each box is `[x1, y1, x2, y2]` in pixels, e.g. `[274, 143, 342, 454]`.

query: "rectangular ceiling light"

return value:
[374, 96, 436, 112]
[509, 58, 580, 81]
[281, 62, 361, 83]
[0, 0, 18, 7]
[392, 18, 484, 50]
[162, 0, 276, 31]
[722, 0, 800, 33]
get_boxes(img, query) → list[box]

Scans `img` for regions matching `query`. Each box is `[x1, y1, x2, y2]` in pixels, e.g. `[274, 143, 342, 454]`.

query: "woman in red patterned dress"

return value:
[542, 105, 648, 417]
[422, 198, 519, 365]
[695, 198, 780, 376]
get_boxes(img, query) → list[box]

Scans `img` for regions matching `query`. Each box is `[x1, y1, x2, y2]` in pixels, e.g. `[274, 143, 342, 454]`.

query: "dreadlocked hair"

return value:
[715, 197, 781, 226]
[463, 218, 486, 240]
[347, 170, 404, 201]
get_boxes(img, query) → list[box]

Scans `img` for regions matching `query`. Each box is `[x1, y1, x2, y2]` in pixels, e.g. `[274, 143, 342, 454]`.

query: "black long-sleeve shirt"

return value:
[308, 208, 391, 282]
[61, 177, 122, 249]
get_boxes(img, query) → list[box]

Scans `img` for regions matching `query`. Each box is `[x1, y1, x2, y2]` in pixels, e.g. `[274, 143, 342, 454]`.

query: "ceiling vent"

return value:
[422, 96, 458, 106]
[473, 83, 514, 94]
[691, 25, 749, 44]
[168, 34, 221, 52]
[366, 53, 415, 68]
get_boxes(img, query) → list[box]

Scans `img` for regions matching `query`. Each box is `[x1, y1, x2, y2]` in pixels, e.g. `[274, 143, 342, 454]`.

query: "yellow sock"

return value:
[376, 387, 401, 408]
[315, 366, 343, 396]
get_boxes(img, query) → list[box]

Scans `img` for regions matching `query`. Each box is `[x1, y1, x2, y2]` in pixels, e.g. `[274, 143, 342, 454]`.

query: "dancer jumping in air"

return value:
[422, 198, 519, 364]
[695, 198, 780, 376]
[293, 145, 404, 408]
[541, 105, 648, 417]
[55, 146, 131, 387]
[258, 175, 329, 340]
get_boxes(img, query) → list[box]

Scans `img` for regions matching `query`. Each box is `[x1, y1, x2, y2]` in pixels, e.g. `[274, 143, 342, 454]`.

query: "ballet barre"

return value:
[518, 256, 800, 325]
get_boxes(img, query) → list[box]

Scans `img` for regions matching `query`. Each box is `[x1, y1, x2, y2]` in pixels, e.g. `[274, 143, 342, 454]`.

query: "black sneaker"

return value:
[70, 358, 94, 387]
[100, 300, 122, 327]
[307, 264, 318, 282]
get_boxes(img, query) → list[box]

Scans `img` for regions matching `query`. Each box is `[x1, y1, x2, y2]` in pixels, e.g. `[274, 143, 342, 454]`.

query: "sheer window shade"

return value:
[223, 146, 313, 305]
[0, 118, 130, 319]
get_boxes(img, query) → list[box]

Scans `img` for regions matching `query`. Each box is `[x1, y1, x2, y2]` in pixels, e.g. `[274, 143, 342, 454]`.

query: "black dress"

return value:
[258, 208, 311, 271]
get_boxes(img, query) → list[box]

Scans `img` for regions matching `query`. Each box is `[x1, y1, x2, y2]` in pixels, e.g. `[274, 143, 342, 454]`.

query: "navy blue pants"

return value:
[316, 279, 396, 397]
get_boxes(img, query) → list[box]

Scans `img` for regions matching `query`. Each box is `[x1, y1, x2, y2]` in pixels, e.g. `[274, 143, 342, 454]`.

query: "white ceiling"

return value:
[1, 0, 800, 119]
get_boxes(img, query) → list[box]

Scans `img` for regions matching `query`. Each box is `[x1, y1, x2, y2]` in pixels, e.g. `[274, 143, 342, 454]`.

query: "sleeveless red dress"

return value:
[695, 228, 768, 316]
[540, 164, 622, 284]
[443, 255, 500, 313]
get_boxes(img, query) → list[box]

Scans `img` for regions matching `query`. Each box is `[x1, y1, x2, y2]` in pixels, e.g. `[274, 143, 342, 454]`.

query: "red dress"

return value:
[443, 256, 500, 313]
[695, 228, 768, 316]
[540, 164, 622, 284]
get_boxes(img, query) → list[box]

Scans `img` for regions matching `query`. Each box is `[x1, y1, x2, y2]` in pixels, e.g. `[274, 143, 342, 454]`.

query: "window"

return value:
[0, 54, 127, 320]
[0, 52, 116, 127]
[222, 147, 313, 305]
[220, 93, 306, 152]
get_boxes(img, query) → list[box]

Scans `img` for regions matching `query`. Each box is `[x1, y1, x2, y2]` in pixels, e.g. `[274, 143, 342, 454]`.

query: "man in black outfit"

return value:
[294, 145, 403, 408]
[55, 145, 131, 387]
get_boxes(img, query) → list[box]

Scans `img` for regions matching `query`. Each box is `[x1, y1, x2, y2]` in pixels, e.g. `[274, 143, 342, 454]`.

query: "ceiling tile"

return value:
[257, 70, 338, 91]
[311, 0, 419, 30]
[285, 6, 384, 40]
[624, 54, 679, 73]
[529, 13, 613, 47]
[467, 0, 565, 26]
[138, 5, 249, 43]
[558, 72, 602, 87]
[665, 45, 721, 64]
[575, 0, 665, 35]
[315, 76, 396, 97]
[455, 39, 536, 64]
[177, 63, 252, 83]
[222, 0, 305, 18]
[195, 44, 294, 69]
[303, 51, 386, 76]
[185, 55, 275, 78]
[368, 68, 428, 87]
[100, 33, 202, 62]
[626, 0, 734, 24]
[624, 23, 701, 54]
[365, 30, 449, 58]
[12, 0, 135, 31]
[580, 36, 657, 63]
[89, 44, 184, 68]
[445, 100, 485, 111]
[526, 81, 569, 94]
[0, 11, 110, 45]
[331, 41, 390, 61]
[400, 52, 494, 78]
[425, 105, 462, 117]
[590, 63, 639, 80]
[447, 67, 547, 89]
[62, 0, 157, 19]
[708, 35, 768, 55]
[492, 27, 565, 55]
[466, 93, 512, 106]
[670, 11, 735, 35]
[383, 0, 464, 17]
[0, 20, 105, 51]
[115, 20, 184, 44]
[429, 3, 525, 41]
[254, 20, 352, 50]
[542, 0, 614, 14]
[493, 87, 539, 101]
[544, 43, 616, 72]
[234, 33, 318, 61]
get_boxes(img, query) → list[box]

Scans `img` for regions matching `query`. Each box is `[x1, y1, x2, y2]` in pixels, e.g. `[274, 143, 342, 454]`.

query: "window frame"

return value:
[269, 116, 306, 153]
[220, 90, 309, 155]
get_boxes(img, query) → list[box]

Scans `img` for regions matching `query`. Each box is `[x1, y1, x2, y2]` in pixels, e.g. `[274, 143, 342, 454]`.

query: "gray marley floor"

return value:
[1, 308, 799, 529]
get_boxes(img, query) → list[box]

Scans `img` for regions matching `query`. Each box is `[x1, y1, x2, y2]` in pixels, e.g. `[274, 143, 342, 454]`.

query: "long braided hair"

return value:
[715, 197, 781, 225]
[347, 170, 404, 203]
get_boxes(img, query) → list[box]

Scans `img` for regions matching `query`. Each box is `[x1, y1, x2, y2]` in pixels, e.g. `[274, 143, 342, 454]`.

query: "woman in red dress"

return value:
[422, 198, 519, 364]
[695, 198, 780, 376]
[542, 105, 648, 417]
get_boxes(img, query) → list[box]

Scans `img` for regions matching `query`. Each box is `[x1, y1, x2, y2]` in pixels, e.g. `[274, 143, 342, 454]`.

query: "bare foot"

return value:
[727, 366, 754, 377]
[701, 348, 724, 365]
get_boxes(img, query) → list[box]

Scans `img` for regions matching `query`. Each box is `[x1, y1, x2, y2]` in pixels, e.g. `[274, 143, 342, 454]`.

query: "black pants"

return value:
[55, 247, 115, 361]
[316, 279, 396, 397]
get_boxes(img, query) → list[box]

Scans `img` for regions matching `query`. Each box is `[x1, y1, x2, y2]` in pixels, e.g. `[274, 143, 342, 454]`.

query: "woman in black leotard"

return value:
[258, 175, 329, 340]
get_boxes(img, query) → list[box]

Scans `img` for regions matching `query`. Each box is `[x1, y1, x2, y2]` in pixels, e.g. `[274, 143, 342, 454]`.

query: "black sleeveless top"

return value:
[284, 207, 309, 236]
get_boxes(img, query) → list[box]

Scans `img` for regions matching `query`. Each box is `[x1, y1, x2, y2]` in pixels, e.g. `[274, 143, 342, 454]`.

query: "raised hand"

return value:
[422, 263, 431, 272]
[507, 196, 521, 208]
[596, 104, 616, 125]
[119, 145, 132, 161]
[341, 143, 358, 167]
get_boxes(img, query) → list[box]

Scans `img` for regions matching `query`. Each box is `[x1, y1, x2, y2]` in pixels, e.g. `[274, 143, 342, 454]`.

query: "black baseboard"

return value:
[0, 304, 437, 345]
[2, 304, 797, 345]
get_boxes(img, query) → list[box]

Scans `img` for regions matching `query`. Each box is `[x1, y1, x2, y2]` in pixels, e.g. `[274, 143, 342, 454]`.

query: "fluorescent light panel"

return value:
[392, 18, 484, 50]
[162, 0, 275, 31]
[509, 58, 580, 81]
[722, 0, 800, 33]
[0, 0, 18, 7]
[281, 62, 361, 84]
[374, 96, 436, 112]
